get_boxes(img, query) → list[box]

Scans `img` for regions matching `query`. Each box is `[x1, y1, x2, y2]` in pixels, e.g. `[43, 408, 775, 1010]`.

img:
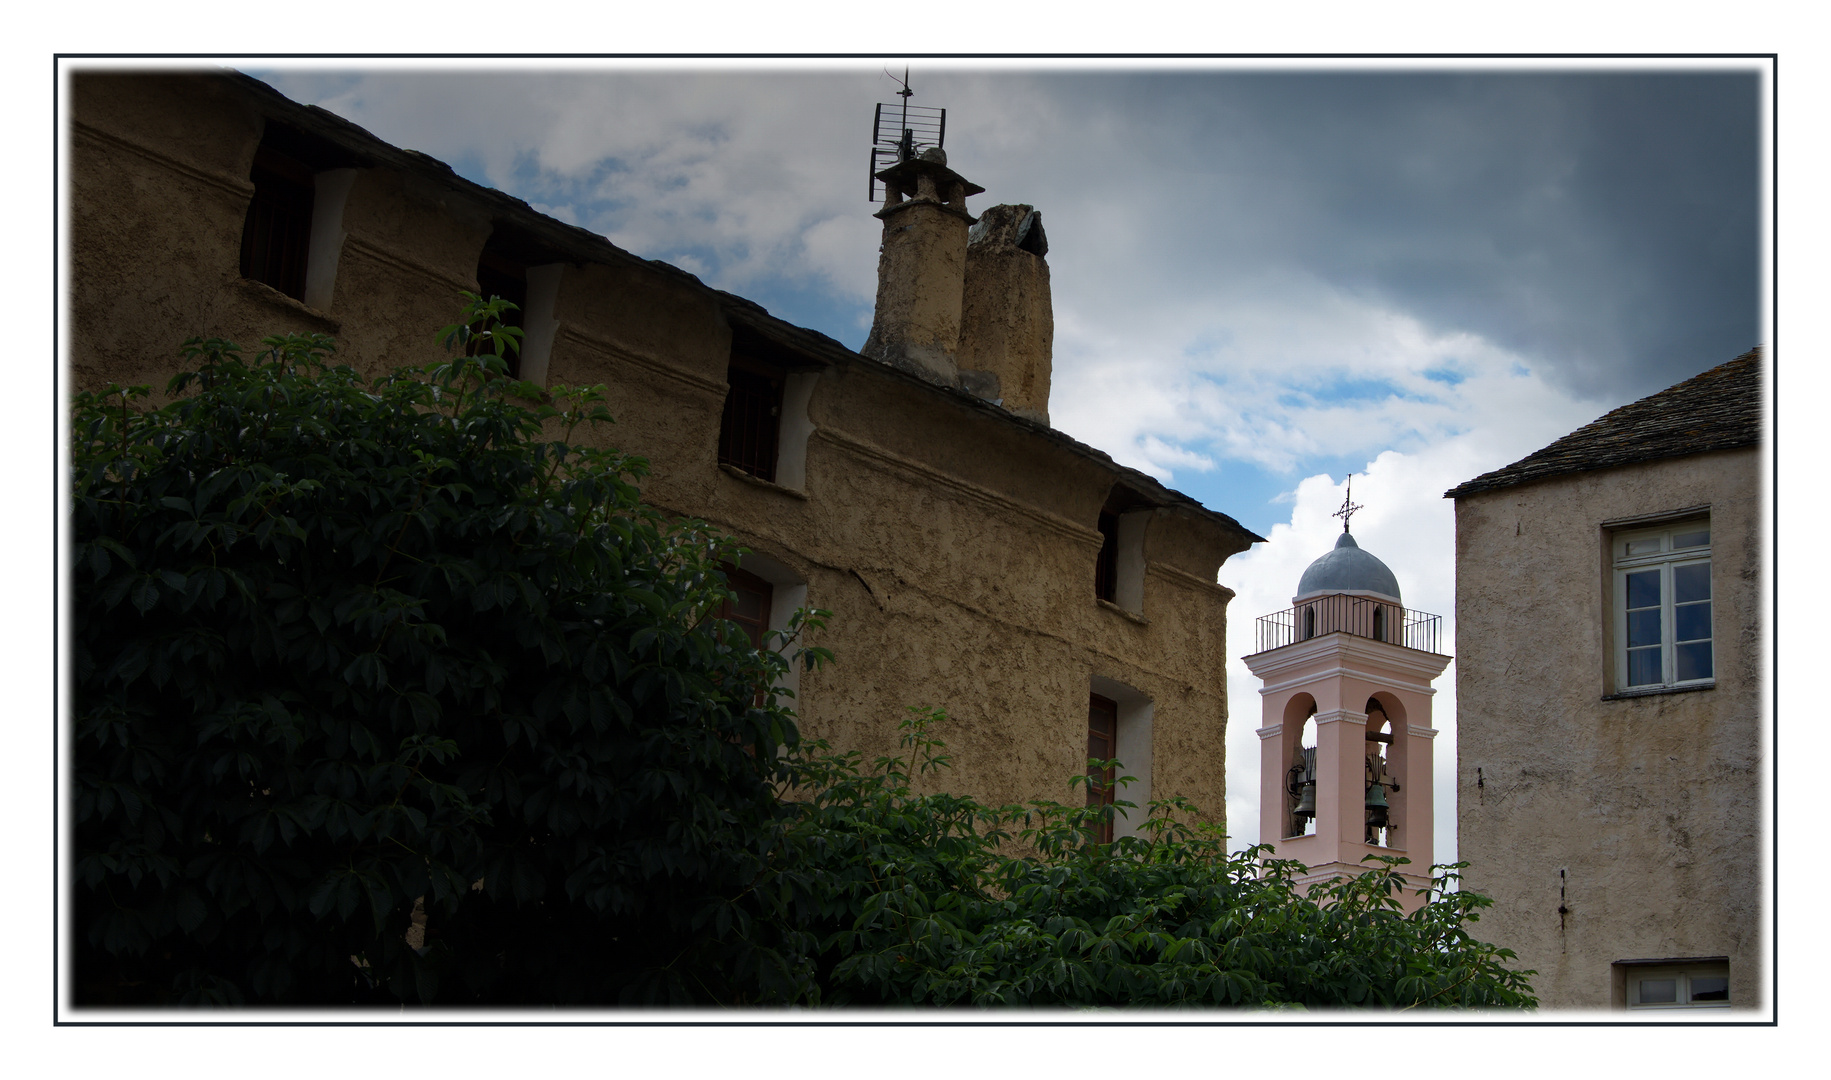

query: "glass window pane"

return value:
[1626, 570, 1660, 609]
[1676, 642, 1713, 682]
[731, 587, 765, 621]
[1638, 978, 1677, 1004]
[1672, 529, 1709, 549]
[1626, 538, 1662, 556]
[1628, 647, 1663, 687]
[1674, 561, 1711, 604]
[1675, 602, 1711, 643]
[1627, 609, 1662, 648]
[1689, 976, 1728, 1002]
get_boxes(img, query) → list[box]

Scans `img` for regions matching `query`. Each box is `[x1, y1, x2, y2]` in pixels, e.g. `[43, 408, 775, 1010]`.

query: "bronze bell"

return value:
[1294, 781, 1317, 820]
[1365, 781, 1390, 828]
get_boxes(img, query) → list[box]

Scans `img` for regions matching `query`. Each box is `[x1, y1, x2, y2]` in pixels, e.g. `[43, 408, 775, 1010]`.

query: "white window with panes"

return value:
[1622, 960, 1730, 1009]
[1612, 521, 1713, 691]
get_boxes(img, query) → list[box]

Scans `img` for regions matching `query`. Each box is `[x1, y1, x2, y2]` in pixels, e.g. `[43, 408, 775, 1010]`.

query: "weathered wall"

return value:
[959, 204, 1053, 424]
[68, 72, 1255, 830]
[861, 157, 971, 385]
[71, 74, 491, 393]
[1454, 449, 1762, 1010]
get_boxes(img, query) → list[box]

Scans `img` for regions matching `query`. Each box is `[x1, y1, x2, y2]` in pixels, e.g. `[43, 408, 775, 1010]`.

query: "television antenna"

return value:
[869, 67, 947, 202]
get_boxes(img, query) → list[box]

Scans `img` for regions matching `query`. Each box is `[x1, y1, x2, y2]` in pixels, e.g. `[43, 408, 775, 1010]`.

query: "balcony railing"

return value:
[1252, 594, 1443, 655]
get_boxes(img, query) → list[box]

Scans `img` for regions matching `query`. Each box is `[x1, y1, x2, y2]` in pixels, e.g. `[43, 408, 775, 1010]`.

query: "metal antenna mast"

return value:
[868, 68, 948, 202]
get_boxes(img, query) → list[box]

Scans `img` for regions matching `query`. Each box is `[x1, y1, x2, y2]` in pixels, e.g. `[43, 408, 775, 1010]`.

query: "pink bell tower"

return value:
[1241, 480, 1450, 911]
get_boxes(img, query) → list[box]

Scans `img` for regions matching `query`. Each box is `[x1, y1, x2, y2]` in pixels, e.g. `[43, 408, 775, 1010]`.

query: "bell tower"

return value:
[1242, 481, 1450, 911]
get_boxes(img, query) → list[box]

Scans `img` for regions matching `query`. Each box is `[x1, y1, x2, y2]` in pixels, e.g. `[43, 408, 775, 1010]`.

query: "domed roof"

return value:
[1295, 530, 1402, 602]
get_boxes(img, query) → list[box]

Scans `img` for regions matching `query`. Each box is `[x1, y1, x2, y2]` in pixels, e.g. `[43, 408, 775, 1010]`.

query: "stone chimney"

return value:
[862, 147, 984, 386]
[958, 204, 1052, 425]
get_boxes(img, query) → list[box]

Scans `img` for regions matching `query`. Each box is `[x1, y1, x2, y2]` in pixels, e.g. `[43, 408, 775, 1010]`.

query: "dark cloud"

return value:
[258, 65, 1762, 406]
[1032, 70, 1761, 401]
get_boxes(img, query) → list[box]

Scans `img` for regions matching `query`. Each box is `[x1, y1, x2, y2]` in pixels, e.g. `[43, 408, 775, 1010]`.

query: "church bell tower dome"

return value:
[1294, 530, 1402, 603]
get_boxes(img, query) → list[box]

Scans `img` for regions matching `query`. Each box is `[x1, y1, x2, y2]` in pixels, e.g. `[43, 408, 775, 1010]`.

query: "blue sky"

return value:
[234, 59, 1767, 859]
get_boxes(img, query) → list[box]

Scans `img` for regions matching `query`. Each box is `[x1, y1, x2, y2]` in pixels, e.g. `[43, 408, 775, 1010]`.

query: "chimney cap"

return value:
[872, 155, 986, 199]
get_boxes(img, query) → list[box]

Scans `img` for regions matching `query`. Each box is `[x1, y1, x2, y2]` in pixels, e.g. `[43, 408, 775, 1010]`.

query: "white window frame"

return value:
[1611, 521, 1713, 692]
[1621, 961, 1730, 1009]
[1088, 676, 1153, 841]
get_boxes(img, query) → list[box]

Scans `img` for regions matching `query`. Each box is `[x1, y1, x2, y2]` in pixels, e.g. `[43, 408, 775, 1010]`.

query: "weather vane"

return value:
[1333, 474, 1364, 533]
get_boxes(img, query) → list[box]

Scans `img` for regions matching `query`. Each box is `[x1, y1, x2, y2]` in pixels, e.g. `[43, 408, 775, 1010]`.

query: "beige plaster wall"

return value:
[1453, 449, 1762, 1011]
[959, 204, 1053, 424]
[68, 72, 1253, 831]
[862, 198, 967, 385]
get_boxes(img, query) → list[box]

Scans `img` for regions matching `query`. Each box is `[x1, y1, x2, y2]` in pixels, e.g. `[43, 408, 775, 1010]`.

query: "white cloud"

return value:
[261, 69, 894, 302]
[1050, 267, 1612, 494]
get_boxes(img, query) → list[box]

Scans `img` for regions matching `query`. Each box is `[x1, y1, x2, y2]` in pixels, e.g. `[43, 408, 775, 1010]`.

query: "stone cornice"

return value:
[816, 426, 1092, 548]
[1243, 631, 1451, 689]
[73, 120, 251, 203]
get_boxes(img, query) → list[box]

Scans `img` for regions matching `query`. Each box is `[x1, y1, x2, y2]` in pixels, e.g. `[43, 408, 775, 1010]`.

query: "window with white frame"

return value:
[1612, 521, 1713, 691]
[1620, 960, 1730, 1009]
[1088, 677, 1154, 842]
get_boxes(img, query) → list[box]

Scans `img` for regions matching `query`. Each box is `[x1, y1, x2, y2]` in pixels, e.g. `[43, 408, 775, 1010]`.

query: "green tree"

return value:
[782, 709, 1536, 1009]
[71, 296, 821, 1005]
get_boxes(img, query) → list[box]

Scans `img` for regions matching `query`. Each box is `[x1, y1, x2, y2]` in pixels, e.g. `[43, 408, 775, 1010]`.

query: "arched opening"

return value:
[1284, 695, 1319, 838]
[1363, 694, 1407, 848]
[1303, 605, 1317, 640]
[1373, 605, 1387, 642]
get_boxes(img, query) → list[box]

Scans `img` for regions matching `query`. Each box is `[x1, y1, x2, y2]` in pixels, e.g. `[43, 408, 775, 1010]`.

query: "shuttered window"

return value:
[239, 146, 314, 301]
[718, 358, 784, 482]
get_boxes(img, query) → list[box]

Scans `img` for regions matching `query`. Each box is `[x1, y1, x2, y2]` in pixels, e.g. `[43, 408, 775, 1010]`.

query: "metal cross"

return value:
[1333, 474, 1364, 533]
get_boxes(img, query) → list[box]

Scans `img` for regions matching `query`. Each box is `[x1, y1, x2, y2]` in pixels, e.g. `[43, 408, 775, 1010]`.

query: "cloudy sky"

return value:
[238, 58, 1767, 860]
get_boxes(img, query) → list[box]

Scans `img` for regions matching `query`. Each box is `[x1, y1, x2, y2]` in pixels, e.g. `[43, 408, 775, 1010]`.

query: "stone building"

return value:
[66, 70, 1262, 832]
[1445, 350, 1764, 1011]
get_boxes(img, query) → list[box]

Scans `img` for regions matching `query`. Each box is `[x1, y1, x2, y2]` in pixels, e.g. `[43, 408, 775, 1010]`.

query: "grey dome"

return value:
[1295, 531, 1402, 602]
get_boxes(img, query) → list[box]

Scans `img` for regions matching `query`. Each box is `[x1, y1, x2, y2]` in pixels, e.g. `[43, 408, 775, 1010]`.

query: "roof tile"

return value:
[1445, 348, 1763, 499]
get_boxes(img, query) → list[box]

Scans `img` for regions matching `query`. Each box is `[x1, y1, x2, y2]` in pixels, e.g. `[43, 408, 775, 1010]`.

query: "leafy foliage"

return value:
[782, 709, 1537, 1009]
[72, 297, 1532, 1009]
[71, 295, 821, 1005]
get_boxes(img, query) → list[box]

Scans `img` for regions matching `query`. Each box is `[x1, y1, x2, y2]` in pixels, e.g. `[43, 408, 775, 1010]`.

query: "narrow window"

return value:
[240, 144, 315, 301]
[238, 123, 360, 308]
[1086, 693, 1118, 844]
[719, 357, 785, 482]
[1613, 521, 1713, 691]
[1303, 605, 1317, 640]
[1093, 512, 1120, 602]
[715, 564, 775, 651]
[473, 248, 529, 379]
[1372, 605, 1387, 642]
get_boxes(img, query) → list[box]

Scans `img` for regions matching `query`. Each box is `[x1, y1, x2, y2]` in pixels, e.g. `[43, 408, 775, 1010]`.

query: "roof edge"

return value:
[209, 69, 1265, 549]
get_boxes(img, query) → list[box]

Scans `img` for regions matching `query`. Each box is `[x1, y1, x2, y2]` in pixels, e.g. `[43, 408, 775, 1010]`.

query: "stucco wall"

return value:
[1453, 448, 1763, 1011]
[67, 72, 1254, 831]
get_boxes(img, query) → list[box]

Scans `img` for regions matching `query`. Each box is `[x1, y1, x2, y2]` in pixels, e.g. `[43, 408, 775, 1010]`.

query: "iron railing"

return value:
[1252, 594, 1442, 655]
